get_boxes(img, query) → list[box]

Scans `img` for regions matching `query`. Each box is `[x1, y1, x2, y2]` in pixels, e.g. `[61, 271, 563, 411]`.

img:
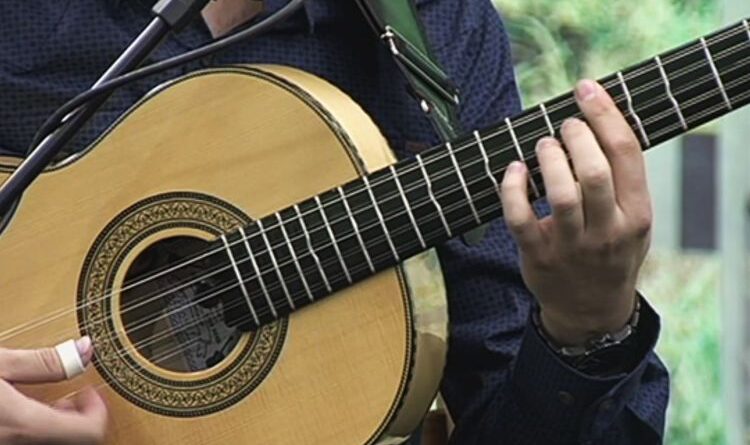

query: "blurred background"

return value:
[489, 0, 750, 443]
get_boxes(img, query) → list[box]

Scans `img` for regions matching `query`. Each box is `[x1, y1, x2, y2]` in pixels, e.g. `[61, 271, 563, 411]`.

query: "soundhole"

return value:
[121, 236, 246, 373]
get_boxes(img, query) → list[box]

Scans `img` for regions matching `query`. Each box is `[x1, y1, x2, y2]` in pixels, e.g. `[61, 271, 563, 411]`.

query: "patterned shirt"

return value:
[0, 0, 668, 443]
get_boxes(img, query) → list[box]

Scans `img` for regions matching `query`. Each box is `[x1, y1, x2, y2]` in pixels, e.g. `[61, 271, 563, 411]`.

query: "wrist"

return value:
[539, 292, 638, 347]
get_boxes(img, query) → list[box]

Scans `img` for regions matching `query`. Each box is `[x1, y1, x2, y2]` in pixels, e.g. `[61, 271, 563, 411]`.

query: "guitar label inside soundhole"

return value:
[121, 237, 242, 373]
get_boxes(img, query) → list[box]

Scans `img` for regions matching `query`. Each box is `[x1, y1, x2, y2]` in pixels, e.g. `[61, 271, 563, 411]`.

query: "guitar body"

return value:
[0, 66, 448, 444]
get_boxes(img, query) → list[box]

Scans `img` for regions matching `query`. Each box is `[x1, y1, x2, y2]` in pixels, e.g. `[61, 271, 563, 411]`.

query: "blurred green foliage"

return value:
[494, 0, 719, 105]
[639, 254, 725, 445]
[491, 1, 725, 444]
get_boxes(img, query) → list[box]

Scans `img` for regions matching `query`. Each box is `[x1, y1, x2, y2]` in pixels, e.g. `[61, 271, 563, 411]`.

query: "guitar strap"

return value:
[354, 0, 461, 141]
[354, 0, 488, 244]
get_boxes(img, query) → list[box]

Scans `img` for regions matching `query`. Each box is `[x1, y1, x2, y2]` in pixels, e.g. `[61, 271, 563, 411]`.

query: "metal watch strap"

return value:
[532, 298, 642, 376]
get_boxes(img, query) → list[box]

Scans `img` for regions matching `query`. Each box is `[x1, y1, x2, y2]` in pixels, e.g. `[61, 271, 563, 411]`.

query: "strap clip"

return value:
[381, 25, 460, 106]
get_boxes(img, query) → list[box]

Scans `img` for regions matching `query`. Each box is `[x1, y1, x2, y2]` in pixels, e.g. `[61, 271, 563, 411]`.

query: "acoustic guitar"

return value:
[1, 18, 749, 444]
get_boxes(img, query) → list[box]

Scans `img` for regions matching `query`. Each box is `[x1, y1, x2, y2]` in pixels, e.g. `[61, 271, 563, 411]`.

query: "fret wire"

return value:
[223, 37, 750, 305]
[36, 24, 750, 336]
[256, 219, 295, 310]
[473, 130, 502, 203]
[220, 234, 259, 326]
[650, 72, 750, 141]
[358, 53, 750, 250]
[389, 165, 426, 249]
[489, 27, 746, 141]
[337, 187, 375, 274]
[446, 142, 481, 225]
[469, 25, 749, 155]
[655, 55, 689, 130]
[248, 67, 750, 303]
[485, 27, 741, 145]
[315, 195, 352, 284]
[238, 226, 277, 319]
[275, 213, 314, 302]
[294, 204, 332, 293]
[224, 74, 750, 319]
[362, 176, 400, 262]
[262, 63, 750, 288]
[539, 103, 555, 137]
[244, 30, 750, 267]
[617, 71, 651, 148]
[416, 154, 453, 238]
[640, 61, 748, 133]
[228, 110, 731, 324]
[505, 117, 541, 198]
[745, 19, 750, 41]
[701, 37, 733, 110]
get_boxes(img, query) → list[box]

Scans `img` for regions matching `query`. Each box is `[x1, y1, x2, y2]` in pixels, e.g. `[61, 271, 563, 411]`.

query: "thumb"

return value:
[66, 386, 109, 429]
[0, 336, 93, 383]
[21, 387, 108, 445]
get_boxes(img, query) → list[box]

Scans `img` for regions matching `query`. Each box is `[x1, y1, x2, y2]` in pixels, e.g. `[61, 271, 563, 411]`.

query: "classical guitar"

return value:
[1, 18, 749, 445]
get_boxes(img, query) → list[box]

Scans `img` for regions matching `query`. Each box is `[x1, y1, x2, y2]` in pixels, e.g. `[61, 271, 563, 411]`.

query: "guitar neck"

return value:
[225, 18, 750, 327]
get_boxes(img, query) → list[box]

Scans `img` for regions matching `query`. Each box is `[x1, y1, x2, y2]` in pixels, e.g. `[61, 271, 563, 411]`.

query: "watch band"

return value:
[532, 297, 642, 374]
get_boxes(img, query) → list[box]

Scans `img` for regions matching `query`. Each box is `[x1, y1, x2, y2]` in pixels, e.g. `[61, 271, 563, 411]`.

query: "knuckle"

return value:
[630, 211, 653, 238]
[609, 133, 640, 153]
[583, 235, 623, 260]
[549, 192, 579, 215]
[580, 166, 611, 189]
[505, 217, 531, 235]
[526, 250, 555, 271]
[36, 348, 63, 379]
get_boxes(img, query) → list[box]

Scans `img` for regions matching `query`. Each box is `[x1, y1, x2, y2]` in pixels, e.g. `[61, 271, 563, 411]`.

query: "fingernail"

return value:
[576, 79, 597, 102]
[536, 137, 557, 152]
[76, 336, 92, 357]
[508, 161, 524, 174]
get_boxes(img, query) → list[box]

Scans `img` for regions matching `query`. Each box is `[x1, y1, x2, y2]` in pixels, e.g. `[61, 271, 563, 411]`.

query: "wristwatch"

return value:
[532, 298, 642, 376]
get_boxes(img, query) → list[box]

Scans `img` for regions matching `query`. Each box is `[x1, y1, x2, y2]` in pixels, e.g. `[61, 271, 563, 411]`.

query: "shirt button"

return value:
[557, 391, 575, 406]
[600, 399, 615, 412]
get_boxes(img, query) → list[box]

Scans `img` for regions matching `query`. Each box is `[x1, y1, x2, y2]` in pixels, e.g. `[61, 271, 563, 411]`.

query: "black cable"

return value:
[29, 0, 305, 150]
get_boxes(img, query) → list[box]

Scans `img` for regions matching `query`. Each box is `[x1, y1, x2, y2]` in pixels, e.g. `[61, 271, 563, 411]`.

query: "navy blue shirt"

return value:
[0, 0, 668, 443]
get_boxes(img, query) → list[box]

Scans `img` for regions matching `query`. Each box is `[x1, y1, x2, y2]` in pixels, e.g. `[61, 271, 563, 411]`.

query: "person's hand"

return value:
[0, 337, 108, 444]
[501, 79, 651, 346]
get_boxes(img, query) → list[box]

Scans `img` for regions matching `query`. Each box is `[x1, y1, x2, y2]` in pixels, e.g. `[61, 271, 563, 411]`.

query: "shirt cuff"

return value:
[510, 297, 661, 443]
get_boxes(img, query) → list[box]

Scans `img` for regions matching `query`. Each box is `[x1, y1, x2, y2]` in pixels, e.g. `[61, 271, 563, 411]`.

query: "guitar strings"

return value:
[5, 36, 748, 348]
[18, 23, 747, 336]
[29, 68, 750, 366]
[10, 43, 750, 359]
[110, 67, 750, 348]
[3, 25, 749, 345]
[22, 50, 746, 352]
[45, 81, 750, 407]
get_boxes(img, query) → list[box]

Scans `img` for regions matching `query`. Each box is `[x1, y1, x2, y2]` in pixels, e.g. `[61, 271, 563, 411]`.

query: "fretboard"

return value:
[215, 18, 750, 329]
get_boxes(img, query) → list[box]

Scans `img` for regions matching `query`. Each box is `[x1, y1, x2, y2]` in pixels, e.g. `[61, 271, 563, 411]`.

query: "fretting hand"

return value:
[501, 79, 651, 347]
[0, 337, 107, 444]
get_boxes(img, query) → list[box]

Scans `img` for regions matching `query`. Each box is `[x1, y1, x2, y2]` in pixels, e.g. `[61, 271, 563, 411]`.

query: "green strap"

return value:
[355, 1, 489, 246]
[355, 0, 463, 141]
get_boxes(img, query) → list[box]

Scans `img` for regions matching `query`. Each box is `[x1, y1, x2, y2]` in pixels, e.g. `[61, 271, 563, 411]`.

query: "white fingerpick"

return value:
[54, 339, 85, 379]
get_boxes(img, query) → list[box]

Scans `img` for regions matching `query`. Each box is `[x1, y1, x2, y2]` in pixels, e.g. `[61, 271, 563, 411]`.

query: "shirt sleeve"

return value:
[417, 1, 670, 443]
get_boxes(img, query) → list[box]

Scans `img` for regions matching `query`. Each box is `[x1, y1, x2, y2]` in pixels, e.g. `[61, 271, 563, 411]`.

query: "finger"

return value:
[501, 161, 543, 252]
[535, 137, 583, 239]
[575, 79, 649, 216]
[18, 387, 107, 445]
[53, 398, 77, 412]
[560, 117, 616, 231]
[0, 337, 92, 383]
